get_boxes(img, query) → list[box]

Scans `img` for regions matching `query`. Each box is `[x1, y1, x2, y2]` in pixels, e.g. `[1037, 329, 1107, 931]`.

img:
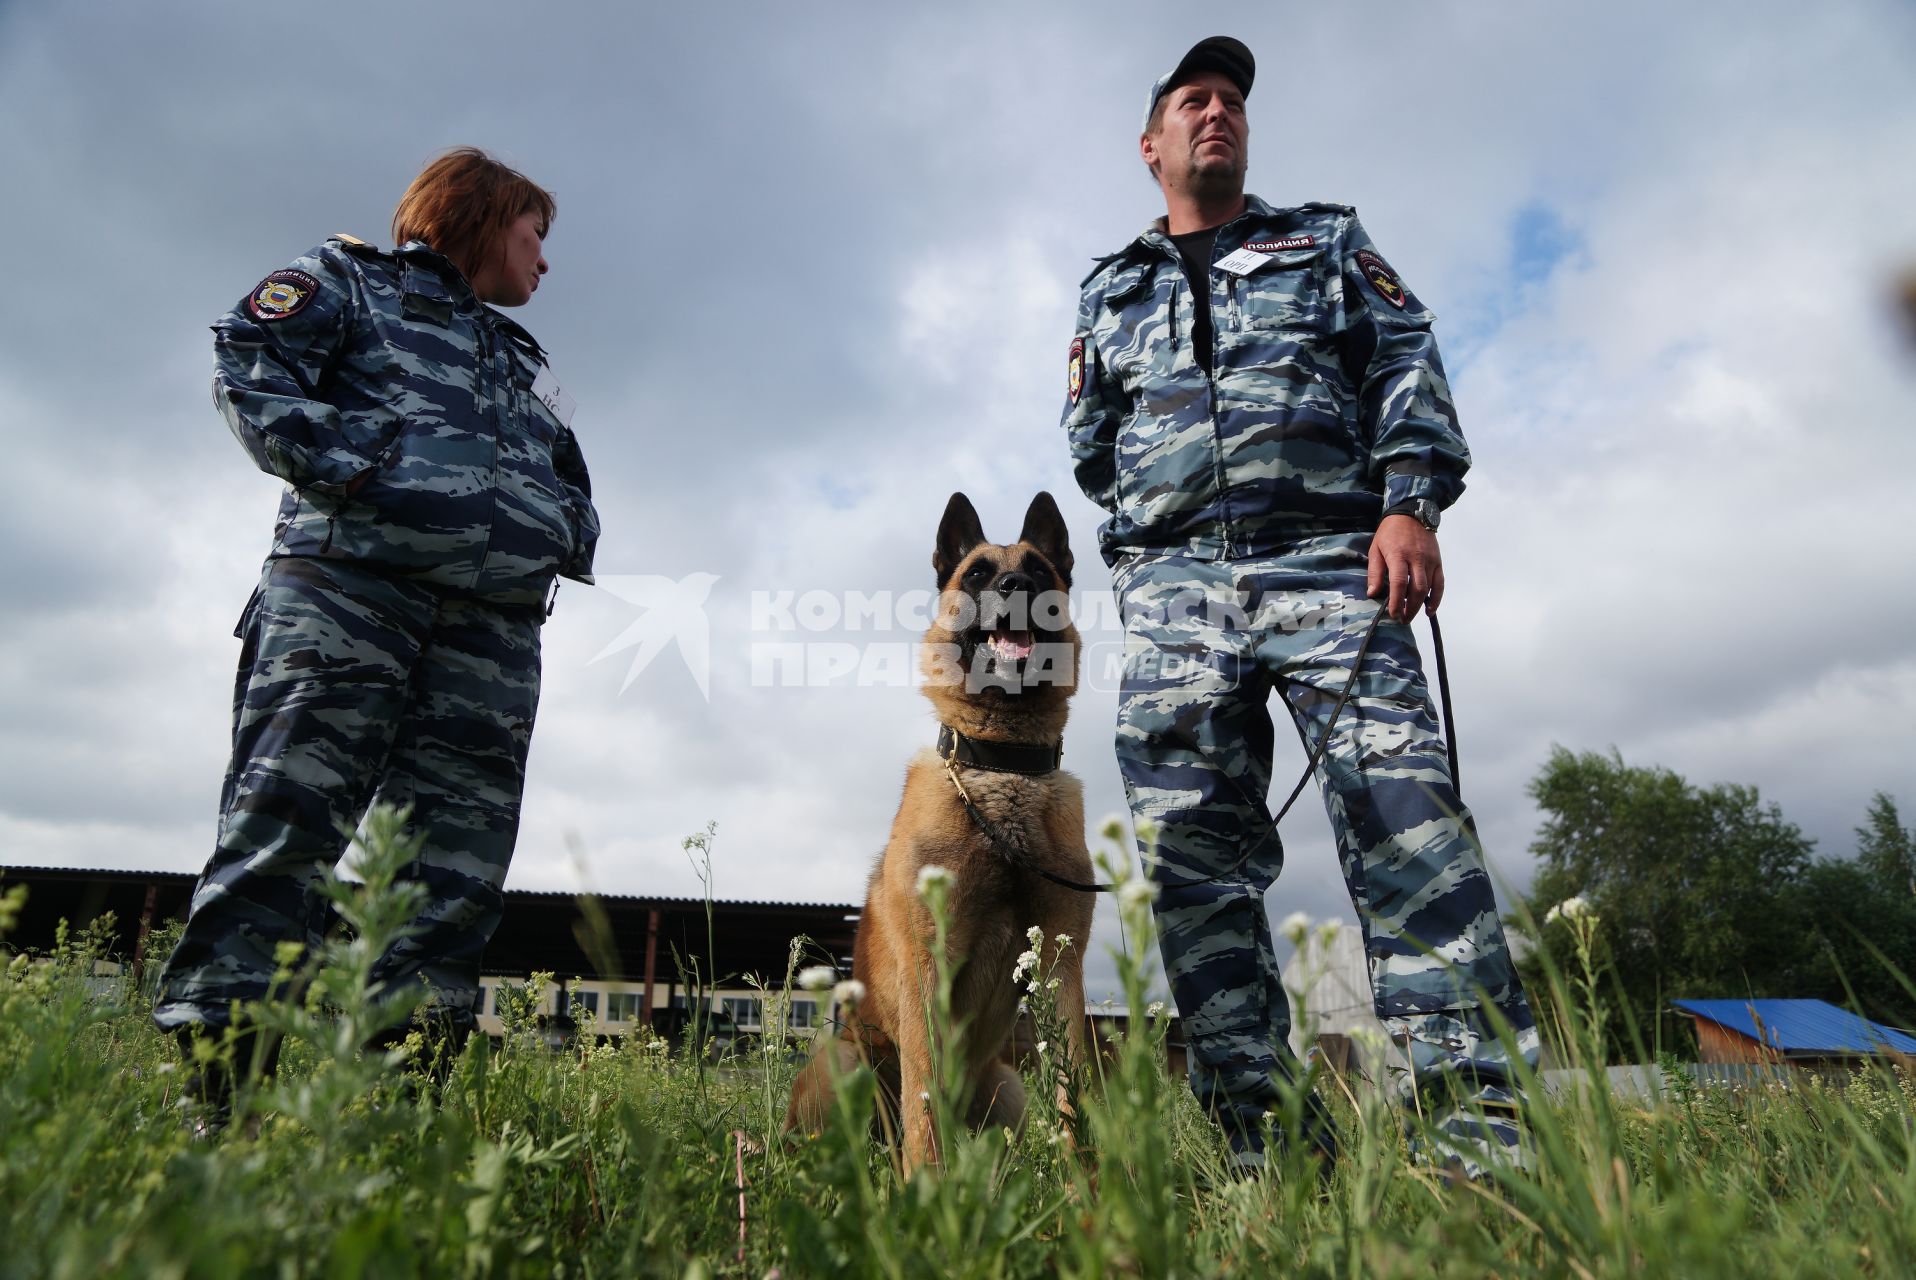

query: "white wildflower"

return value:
[1035, 1040, 1048, 1055]
[1046, 977, 1061, 991]
[1054, 931, 1073, 950]
[1099, 813, 1129, 844]
[1146, 1001, 1166, 1019]
[1012, 949, 1039, 986]
[1026, 924, 1044, 947]
[916, 864, 953, 898]
[1278, 910, 1313, 946]
[832, 979, 867, 1008]
[1316, 919, 1341, 945]
[1545, 895, 1594, 925]
[1118, 878, 1159, 909]
[796, 965, 837, 992]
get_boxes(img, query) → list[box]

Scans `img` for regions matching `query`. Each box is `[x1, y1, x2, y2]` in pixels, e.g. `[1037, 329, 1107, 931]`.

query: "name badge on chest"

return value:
[1213, 247, 1273, 275]
[531, 363, 577, 428]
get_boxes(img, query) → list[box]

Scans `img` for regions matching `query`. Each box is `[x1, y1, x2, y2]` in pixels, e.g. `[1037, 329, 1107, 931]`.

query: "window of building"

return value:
[790, 999, 817, 1029]
[720, 996, 761, 1029]
[606, 992, 644, 1023]
[571, 989, 599, 1017]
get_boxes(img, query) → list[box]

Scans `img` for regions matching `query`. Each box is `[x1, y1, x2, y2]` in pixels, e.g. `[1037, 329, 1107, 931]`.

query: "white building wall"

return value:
[1281, 925, 1403, 1087]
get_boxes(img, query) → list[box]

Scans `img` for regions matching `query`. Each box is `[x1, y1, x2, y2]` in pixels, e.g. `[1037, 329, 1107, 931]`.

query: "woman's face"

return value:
[471, 210, 549, 307]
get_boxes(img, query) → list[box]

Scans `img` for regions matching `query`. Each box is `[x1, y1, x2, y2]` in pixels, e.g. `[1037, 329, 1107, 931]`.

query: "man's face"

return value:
[1140, 70, 1248, 197]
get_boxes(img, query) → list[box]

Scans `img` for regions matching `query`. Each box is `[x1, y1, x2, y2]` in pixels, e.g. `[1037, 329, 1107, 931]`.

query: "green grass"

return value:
[3, 815, 1913, 1279]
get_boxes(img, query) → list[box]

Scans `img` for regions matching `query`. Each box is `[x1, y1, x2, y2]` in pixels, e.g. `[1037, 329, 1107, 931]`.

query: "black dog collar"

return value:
[936, 724, 1061, 776]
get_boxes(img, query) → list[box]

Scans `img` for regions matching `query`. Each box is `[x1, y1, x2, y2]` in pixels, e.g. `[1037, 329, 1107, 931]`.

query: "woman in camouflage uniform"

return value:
[154, 149, 599, 1109]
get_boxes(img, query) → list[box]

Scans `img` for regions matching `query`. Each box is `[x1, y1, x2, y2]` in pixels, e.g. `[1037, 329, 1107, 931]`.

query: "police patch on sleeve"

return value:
[247, 269, 321, 322]
[1067, 337, 1086, 404]
[1354, 250, 1408, 309]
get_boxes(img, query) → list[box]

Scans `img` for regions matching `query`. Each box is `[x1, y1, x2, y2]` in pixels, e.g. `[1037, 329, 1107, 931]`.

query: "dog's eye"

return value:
[963, 564, 989, 587]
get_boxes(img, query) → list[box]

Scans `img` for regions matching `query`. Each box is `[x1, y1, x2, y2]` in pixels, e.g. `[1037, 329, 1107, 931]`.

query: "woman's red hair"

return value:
[391, 147, 555, 281]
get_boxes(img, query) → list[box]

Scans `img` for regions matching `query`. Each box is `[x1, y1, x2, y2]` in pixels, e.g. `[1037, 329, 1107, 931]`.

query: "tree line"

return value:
[1515, 746, 1915, 1059]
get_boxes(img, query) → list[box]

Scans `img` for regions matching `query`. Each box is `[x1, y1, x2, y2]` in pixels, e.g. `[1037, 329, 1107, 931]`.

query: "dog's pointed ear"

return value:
[1018, 491, 1073, 587]
[934, 492, 987, 588]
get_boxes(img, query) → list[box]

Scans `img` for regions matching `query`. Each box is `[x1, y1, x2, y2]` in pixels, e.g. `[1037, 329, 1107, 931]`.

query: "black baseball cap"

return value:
[1142, 36, 1255, 131]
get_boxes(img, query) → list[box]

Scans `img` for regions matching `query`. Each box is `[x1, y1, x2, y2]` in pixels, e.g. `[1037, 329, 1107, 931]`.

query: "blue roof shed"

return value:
[1673, 998, 1916, 1059]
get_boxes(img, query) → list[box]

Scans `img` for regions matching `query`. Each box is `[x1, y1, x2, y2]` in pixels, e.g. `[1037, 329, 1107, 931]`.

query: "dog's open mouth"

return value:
[969, 619, 1043, 693]
[984, 627, 1034, 665]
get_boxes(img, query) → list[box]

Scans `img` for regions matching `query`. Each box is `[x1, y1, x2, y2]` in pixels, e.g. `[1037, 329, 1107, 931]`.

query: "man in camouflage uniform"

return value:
[154, 167, 598, 1095]
[1061, 38, 1537, 1171]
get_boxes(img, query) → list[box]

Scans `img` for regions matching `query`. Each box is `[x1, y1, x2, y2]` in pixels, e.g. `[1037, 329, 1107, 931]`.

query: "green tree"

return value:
[1796, 793, 1916, 1029]
[1854, 792, 1916, 896]
[1519, 747, 1815, 1058]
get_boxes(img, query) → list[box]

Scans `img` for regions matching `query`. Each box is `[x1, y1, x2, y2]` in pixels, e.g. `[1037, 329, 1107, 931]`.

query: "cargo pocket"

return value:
[1233, 248, 1329, 333]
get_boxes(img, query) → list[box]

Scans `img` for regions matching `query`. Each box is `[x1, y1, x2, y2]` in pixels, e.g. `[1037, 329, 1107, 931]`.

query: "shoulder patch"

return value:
[247, 269, 321, 322]
[1354, 249, 1408, 309]
[1298, 200, 1356, 216]
[330, 232, 369, 246]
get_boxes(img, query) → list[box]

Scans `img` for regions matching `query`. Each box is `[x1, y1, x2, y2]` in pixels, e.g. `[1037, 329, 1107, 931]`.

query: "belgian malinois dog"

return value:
[784, 492, 1095, 1173]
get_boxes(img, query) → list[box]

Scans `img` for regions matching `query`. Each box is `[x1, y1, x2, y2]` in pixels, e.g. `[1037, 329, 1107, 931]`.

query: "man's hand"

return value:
[1368, 514, 1444, 623]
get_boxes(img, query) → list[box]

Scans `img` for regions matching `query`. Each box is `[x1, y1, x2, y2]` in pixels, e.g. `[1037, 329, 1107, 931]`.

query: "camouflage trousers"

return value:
[1113, 534, 1538, 1167]
[153, 555, 543, 1040]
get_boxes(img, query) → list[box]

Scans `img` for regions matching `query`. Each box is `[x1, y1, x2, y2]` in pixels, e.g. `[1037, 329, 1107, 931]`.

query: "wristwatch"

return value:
[1383, 498, 1441, 531]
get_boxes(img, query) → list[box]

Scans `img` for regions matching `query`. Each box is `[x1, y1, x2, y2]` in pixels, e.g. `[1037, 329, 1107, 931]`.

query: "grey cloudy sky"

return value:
[3, 2, 1913, 997]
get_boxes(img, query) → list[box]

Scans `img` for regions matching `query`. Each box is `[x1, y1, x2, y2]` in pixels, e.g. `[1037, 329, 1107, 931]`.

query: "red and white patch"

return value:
[247, 269, 320, 322]
[1067, 337, 1085, 404]
[1355, 250, 1408, 309]
[1245, 236, 1315, 252]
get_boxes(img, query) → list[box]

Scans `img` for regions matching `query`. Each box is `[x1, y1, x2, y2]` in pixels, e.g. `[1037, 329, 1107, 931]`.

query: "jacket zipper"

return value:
[1183, 238, 1235, 559]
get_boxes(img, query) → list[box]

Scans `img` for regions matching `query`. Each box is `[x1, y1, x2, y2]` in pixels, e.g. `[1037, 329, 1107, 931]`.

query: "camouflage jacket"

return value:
[1062, 196, 1468, 565]
[214, 235, 600, 609]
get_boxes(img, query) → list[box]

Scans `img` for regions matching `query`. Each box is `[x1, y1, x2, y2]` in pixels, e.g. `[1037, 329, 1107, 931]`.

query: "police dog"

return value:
[785, 492, 1094, 1173]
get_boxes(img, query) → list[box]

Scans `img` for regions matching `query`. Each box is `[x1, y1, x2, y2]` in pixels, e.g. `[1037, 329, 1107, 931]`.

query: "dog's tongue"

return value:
[988, 632, 1033, 662]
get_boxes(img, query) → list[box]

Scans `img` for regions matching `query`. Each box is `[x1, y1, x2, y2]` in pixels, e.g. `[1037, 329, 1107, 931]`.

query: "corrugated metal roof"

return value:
[1673, 998, 1916, 1056]
[0, 863, 858, 913]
